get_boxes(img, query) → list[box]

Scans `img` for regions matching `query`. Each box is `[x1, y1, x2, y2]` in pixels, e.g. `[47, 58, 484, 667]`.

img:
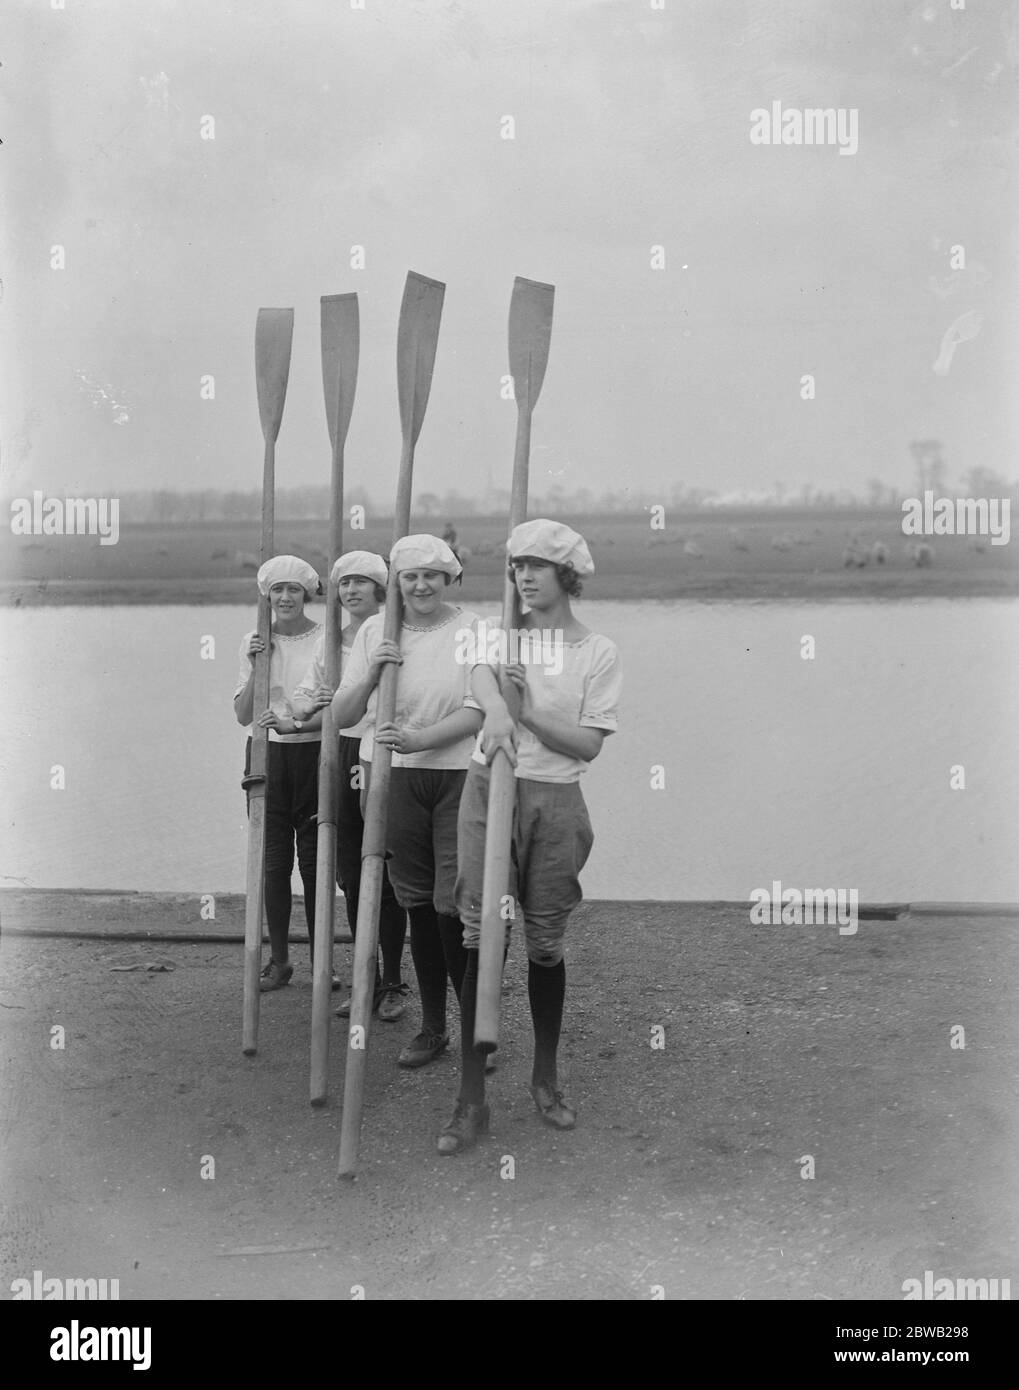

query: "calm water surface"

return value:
[2, 599, 1017, 901]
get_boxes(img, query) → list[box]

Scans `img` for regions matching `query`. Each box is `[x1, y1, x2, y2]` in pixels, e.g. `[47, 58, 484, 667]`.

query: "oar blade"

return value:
[255, 308, 295, 443]
[396, 271, 445, 446]
[508, 277, 554, 413]
[321, 294, 360, 453]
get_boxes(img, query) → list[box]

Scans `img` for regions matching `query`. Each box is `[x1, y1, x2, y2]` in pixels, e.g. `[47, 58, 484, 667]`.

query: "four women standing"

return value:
[235, 523, 620, 1155]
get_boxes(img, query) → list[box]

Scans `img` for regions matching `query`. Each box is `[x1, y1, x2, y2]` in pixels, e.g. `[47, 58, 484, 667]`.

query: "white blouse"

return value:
[293, 630, 367, 740]
[339, 606, 483, 769]
[468, 622, 621, 783]
[235, 623, 323, 744]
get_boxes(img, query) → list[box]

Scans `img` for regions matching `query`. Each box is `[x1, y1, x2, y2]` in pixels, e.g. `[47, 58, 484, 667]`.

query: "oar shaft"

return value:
[308, 803, 337, 1103]
[390, 438, 415, 565]
[338, 269, 443, 1177]
[309, 675, 340, 1103]
[260, 437, 275, 557]
[336, 609, 399, 1173]
[245, 307, 293, 1056]
[474, 408, 530, 1051]
[310, 291, 359, 1105]
[476, 277, 553, 1051]
[242, 436, 276, 1055]
[509, 409, 531, 518]
[310, 425, 343, 1103]
[336, 851, 388, 1175]
[241, 796, 266, 1055]
[336, 572, 401, 1176]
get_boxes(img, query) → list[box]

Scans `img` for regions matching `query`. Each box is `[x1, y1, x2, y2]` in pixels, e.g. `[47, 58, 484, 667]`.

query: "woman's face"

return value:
[398, 568, 447, 618]
[337, 574, 380, 617]
[269, 581, 307, 620]
[512, 558, 562, 611]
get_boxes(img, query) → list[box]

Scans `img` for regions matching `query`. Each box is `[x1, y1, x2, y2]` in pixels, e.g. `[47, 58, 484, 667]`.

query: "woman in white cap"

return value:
[292, 552, 409, 1019]
[234, 555, 324, 992]
[331, 535, 483, 1068]
[436, 519, 622, 1154]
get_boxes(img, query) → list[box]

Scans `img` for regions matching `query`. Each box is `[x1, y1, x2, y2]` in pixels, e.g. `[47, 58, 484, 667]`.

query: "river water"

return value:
[2, 599, 1017, 902]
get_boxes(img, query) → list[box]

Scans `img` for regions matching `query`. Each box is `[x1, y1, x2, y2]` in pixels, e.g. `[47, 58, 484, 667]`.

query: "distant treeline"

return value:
[8, 447, 1015, 524]
[95, 470, 1018, 523]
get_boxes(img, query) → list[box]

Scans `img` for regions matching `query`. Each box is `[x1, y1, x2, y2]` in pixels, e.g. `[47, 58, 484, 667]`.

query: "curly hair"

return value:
[508, 560, 582, 598]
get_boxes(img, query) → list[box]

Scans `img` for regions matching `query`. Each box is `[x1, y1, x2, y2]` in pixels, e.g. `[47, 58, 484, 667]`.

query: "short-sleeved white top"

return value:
[293, 630, 367, 739]
[339, 606, 483, 769]
[235, 623, 323, 744]
[469, 620, 621, 783]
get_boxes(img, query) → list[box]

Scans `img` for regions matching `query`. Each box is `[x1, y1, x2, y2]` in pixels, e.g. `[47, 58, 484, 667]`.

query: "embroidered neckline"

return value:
[271, 622, 321, 641]
[401, 605, 463, 634]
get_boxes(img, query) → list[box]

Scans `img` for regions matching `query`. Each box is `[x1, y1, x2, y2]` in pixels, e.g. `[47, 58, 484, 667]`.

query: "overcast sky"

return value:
[3, 0, 1016, 507]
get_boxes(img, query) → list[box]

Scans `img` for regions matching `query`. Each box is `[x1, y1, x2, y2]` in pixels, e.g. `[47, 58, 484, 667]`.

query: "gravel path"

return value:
[1, 897, 1016, 1300]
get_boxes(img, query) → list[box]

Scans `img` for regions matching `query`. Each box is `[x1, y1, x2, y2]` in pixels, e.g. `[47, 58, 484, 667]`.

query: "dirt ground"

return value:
[1, 894, 1016, 1301]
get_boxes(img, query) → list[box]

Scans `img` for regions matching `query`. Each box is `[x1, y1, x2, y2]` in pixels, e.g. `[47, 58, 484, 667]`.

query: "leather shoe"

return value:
[437, 1100, 490, 1155]
[398, 1031, 449, 1069]
[530, 1081, 576, 1130]
[259, 960, 293, 992]
[335, 986, 386, 1020]
[377, 983, 410, 1022]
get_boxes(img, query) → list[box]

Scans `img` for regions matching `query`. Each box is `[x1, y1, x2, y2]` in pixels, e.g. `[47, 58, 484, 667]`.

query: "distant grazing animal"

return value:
[843, 533, 869, 568]
[235, 550, 259, 572]
[909, 542, 933, 567]
[870, 541, 888, 564]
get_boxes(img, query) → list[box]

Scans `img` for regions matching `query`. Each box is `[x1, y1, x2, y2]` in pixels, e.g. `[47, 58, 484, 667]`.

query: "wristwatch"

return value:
[293, 719, 304, 732]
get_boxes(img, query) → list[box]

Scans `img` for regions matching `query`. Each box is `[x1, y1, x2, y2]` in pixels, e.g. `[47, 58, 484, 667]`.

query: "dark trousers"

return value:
[244, 737, 319, 964]
[335, 737, 407, 985]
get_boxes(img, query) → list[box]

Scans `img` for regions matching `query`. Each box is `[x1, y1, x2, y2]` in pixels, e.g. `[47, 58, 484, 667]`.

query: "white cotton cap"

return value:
[330, 550, 389, 589]
[507, 519, 594, 576]
[256, 554, 321, 597]
[390, 533, 462, 579]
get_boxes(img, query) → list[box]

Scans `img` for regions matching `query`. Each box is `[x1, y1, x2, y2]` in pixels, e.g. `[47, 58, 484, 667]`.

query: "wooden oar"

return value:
[337, 270, 445, 1178]
[309, 293, 360, 1105]
[474, 277, 554, 1053]
[242, 307, 294, 1056]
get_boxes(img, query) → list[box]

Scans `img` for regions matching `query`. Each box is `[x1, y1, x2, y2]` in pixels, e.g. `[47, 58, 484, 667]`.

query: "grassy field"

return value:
[2, 509, 1016, 604]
